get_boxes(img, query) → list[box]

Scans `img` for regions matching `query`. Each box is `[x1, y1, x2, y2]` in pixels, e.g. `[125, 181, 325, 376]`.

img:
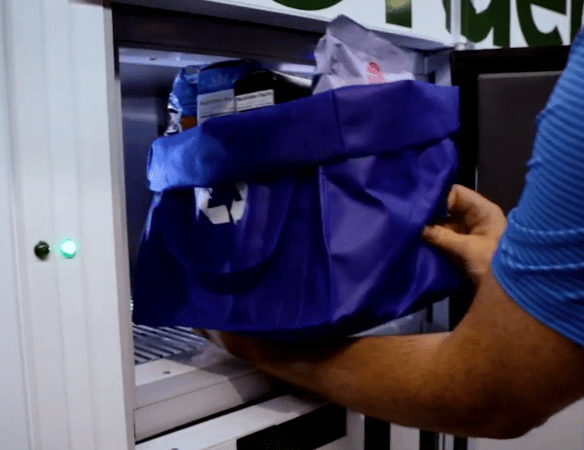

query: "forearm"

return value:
[223, 273, 575, 438]
[259, 334, 455, 426]
[224, 331, 496, 437]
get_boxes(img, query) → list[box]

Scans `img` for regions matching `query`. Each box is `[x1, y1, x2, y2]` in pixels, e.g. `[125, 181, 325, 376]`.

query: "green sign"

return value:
[517, 0, 565, 46]
[273, 0, 584, 47]
[443, 0, 583, 47]
[386, 0, 412, 27]
[459, 0, 510, 47]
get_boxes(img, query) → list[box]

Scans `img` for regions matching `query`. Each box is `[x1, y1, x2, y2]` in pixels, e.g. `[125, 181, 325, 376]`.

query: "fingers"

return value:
[447, 185, 492, 216]
[425, 186, 506, 284]
[423, 224, 471, 263]
[446, 185, 507, 237]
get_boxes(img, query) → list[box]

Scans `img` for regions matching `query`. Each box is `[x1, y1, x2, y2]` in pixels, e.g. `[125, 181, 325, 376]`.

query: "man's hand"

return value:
[423, 185, 507, 284]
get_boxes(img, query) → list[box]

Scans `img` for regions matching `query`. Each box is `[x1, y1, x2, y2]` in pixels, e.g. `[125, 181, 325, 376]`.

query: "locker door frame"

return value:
[0, 0, 32, 448]
[117, 2, 453, 448]
[112, 0, 457, 51]
[2, 0, 135, 448]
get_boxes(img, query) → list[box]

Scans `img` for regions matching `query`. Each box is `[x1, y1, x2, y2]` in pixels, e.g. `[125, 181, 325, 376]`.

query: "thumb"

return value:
[422, 225, 470, 262]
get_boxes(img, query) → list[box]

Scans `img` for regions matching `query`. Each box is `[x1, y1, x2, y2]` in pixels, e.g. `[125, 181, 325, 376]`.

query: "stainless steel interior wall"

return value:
[122, 95, 167, 288]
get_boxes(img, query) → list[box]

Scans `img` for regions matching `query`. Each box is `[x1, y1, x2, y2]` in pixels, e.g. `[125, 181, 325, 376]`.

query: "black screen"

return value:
[477, 71, 561, 214]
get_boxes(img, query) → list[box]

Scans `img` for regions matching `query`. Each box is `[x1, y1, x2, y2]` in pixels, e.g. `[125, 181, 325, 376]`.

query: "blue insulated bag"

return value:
[133, 80, 462, 342]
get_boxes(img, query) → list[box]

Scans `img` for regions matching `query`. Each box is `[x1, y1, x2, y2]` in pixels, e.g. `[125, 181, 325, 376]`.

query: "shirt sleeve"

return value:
[491, 31, 584, 347]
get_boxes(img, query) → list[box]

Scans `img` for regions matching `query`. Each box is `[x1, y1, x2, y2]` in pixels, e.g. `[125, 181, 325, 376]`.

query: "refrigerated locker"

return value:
[1, 1, 456, 449]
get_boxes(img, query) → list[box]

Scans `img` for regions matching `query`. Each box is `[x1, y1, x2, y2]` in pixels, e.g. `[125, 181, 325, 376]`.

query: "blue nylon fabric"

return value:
[169, 68, 199, 117]
[147, 81, 460, 190]
[134, 81, 462, 342]
[197, 60, 262, 95]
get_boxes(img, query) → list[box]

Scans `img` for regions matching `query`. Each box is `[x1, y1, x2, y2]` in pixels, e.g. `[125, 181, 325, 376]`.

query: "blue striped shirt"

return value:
[491, 31, 584, 346]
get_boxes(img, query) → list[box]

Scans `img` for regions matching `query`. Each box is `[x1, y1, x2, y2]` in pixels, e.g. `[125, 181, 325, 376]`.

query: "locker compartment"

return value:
[114, 5, 453, 441]
[1, 2, 454, 448]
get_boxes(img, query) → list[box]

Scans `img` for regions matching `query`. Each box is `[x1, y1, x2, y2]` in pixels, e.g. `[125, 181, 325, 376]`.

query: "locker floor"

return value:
[132, 325, 208, 365]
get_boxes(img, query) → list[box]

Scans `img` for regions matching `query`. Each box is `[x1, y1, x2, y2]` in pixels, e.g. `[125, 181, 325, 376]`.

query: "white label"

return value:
[197, 89, 235, 124]
[235, 89, 275, 113]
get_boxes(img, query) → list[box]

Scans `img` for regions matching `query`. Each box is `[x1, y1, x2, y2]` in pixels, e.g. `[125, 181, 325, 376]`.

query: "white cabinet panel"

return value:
[0, 1, 30, 448]
[3, 0, 134, 448]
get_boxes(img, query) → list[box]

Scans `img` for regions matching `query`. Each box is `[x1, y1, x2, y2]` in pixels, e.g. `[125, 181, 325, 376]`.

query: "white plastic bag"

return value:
[313, 15, 422, 94]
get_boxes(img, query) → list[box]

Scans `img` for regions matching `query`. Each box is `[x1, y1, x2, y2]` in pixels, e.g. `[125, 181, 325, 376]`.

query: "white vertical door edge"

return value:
[3, 0, 134, 449]
[390, 424, 420, 450]
[0, 0, 33, 448]
[346, 411, 365, 450]
[443, 434, 455, 450]
[102, 1, 138, 444]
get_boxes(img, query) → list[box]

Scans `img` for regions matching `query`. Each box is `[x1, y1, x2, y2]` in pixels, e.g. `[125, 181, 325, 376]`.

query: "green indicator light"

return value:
[59, 239, 78, 259]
